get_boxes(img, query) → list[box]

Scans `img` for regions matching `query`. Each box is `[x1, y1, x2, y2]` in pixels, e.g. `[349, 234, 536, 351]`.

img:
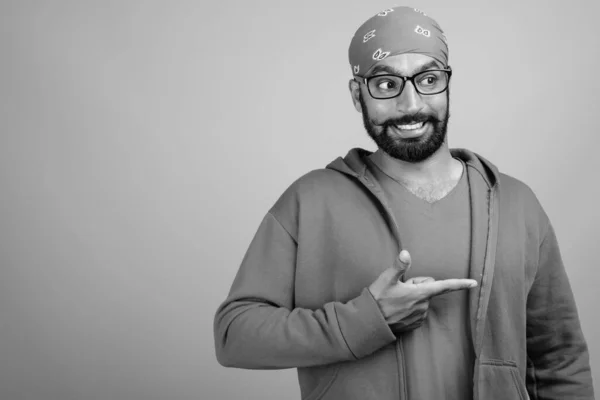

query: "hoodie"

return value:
[214, 148, 594, 400]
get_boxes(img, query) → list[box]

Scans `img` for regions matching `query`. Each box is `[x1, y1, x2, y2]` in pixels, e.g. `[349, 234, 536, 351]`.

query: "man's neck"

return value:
[373, 144, 462, 186]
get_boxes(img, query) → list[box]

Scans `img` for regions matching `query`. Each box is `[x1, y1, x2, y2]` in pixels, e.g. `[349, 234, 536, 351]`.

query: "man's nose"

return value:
[396, 80, 424, 115]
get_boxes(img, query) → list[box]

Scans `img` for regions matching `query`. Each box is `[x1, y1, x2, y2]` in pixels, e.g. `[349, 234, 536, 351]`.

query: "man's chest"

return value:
[401, 179, 461, 203]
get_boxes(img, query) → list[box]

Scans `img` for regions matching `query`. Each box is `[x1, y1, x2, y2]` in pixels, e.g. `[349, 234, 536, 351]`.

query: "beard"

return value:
[359, 90, 450, 163]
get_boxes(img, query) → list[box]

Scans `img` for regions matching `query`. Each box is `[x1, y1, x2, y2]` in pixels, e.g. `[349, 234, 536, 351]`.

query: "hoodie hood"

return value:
[326, 147, 499, 189]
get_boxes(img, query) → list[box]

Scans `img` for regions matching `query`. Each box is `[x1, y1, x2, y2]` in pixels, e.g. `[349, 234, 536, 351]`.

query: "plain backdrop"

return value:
[1, 1, 598, 399]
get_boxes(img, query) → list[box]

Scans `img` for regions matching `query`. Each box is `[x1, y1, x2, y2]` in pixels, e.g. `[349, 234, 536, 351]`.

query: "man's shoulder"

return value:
[291, 167, 354, 192]
[496, 171, 549, 228]
[458, 146, 548, 226]
[460, 147, 539, 205]
[268, 167, 360, 225]
[498, 172, 534, 195]
[497, 172, 539, 204]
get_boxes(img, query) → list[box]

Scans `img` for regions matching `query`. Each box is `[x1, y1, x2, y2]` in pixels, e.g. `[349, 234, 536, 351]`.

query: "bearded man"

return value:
[214, 6, 594, 400]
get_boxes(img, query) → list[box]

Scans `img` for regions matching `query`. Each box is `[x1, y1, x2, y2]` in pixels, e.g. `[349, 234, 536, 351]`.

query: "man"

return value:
[213, 6, 594, 400]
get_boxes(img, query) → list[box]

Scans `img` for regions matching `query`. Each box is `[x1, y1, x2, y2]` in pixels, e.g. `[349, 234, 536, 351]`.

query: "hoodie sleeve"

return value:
[525, 222, 595, 399]
[213, 211, 396, 370]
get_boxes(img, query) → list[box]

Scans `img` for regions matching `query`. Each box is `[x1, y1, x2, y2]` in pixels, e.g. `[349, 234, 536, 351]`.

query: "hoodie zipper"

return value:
[358, 173, 408, 400]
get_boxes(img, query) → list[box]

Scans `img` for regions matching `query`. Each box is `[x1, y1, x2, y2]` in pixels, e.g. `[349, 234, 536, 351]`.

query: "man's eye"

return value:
[376, 80, 398, 90]
[419, 75, 438, 86]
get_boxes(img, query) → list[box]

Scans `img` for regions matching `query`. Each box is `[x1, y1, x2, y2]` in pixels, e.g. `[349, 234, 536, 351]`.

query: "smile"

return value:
[391, 121, 429, 138]
[396, 121, 425, 130]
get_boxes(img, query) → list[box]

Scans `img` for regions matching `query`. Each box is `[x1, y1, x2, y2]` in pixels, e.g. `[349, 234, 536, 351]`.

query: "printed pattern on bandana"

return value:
[415, 25, 431, 37]
[348, 6, 449, 77]
[363, 30, 376, 43]
[377, 9, 394, 16]
[372, 48, 390, 61]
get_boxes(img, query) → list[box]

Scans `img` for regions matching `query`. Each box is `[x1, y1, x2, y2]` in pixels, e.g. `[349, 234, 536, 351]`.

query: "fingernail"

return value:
[399, 250, 410, 263]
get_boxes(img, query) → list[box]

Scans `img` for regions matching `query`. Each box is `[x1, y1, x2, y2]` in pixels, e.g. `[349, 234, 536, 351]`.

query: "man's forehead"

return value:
[366, 54, 442, 76]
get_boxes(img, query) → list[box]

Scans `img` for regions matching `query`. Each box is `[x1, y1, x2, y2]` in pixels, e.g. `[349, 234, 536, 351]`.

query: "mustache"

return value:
[382, 113, 439, 127]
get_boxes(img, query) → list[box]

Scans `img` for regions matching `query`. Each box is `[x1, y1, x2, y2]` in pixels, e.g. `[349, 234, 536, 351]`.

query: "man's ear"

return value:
[348, 79, 363, 113]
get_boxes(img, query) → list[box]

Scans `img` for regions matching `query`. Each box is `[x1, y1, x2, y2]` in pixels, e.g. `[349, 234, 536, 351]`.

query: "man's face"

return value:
[350, 53, 450, 163]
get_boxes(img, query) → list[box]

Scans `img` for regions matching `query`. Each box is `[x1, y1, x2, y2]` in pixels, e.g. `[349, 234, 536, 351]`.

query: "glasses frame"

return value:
[356, 68, 453, 99]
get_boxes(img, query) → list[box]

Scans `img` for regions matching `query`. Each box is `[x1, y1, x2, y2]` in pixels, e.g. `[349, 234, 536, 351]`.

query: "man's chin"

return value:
[375, 125, 446, 163]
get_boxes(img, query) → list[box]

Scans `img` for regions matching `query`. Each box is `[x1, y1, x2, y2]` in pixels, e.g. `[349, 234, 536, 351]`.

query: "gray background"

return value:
[1, 1, 598, 399]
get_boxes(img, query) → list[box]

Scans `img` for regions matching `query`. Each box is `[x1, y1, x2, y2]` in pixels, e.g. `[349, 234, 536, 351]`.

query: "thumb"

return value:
[369, 250, 412, 299]
[391, 250, 411, 281]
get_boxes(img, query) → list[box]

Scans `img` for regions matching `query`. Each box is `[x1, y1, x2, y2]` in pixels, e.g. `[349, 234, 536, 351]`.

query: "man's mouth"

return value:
[395, 121, 425, 131]
[390, 120, 429, 138]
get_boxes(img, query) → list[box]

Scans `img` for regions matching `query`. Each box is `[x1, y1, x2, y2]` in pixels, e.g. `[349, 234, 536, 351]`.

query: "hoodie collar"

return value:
[326, 147, 499, 189]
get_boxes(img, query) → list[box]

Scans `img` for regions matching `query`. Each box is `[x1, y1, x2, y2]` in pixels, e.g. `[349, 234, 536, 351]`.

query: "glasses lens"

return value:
[414, 70, 449, 94]
[368, 75, 404, 99]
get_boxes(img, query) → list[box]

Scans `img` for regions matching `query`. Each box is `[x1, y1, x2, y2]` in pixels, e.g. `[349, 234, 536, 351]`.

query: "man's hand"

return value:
[368, 250, 478, 334]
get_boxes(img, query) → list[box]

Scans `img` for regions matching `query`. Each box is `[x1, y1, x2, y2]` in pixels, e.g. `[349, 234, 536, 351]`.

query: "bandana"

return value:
[348, 6, 449, 77]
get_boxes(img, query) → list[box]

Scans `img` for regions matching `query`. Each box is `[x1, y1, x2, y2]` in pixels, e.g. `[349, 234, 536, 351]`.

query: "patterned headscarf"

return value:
[348, 6, 449, 77]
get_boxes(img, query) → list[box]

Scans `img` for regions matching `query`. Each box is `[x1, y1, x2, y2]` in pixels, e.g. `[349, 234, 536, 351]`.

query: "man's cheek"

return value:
[375, 110, 393, 125]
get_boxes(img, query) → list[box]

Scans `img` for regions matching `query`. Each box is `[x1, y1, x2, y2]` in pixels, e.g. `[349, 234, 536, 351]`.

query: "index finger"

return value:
[419, 279, 478, 298]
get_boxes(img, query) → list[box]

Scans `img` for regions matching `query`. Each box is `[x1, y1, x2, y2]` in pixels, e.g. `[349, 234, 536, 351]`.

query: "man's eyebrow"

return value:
[368, 60, 442, 77]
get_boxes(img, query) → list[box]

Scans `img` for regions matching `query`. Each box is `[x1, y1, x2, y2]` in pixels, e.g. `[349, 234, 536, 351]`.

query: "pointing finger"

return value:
[406, 276, 435, 285]
[420, 278, 478, 298]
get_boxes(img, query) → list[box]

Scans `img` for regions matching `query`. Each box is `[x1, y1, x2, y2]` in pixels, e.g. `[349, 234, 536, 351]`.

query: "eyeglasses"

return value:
[355, 68, 452, 99]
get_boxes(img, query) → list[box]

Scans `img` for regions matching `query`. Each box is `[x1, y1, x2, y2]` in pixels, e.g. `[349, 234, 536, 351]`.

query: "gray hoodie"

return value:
[214, 148, 594, 400]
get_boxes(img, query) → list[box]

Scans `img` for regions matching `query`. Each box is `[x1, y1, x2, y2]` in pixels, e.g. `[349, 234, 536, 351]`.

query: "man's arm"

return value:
[526, 222, 595, 399]
[213, 212, 396, 370]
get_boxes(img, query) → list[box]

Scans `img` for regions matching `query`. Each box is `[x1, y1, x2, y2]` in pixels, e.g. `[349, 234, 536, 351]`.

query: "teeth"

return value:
[396, 122, 424, 130]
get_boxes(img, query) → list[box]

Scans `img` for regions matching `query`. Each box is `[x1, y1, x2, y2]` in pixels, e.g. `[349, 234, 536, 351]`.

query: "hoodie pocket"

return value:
[300, 342, 399, 400]
[300, 364, 341, 400]
[479, 359, 529, 400]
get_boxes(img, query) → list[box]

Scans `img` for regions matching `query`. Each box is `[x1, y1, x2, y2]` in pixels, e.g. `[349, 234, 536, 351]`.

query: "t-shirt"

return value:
[367, 150, 475, 400]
